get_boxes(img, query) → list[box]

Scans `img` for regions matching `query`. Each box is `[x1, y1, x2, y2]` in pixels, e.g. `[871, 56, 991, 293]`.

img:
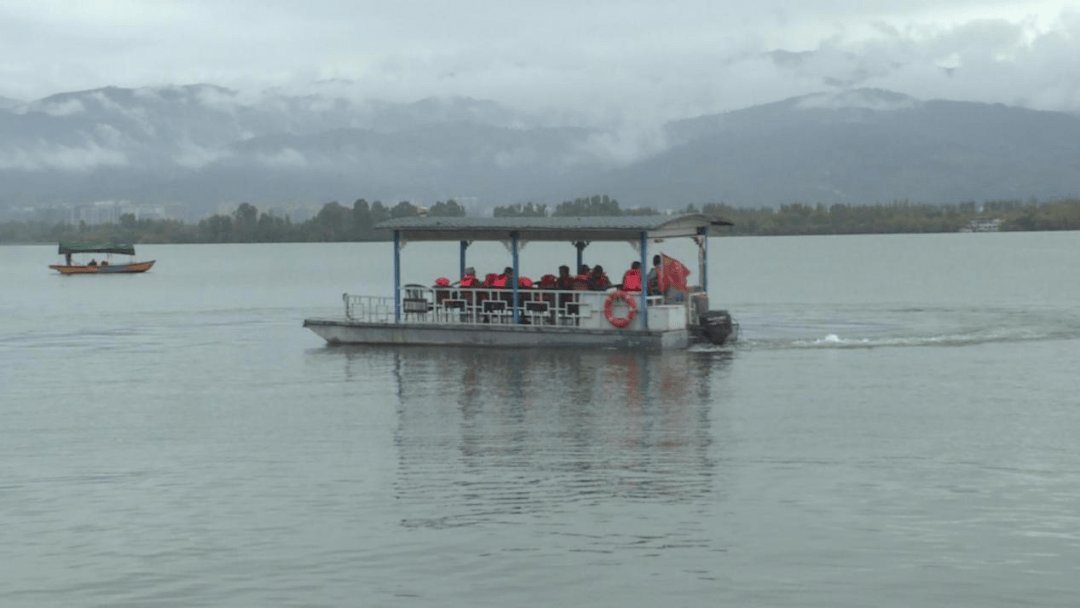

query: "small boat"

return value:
[49, 242, 155, 275]
[304, 214, 738, 350]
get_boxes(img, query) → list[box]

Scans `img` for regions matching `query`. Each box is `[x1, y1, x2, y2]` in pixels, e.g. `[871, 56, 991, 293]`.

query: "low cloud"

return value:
[570, 128, 669, 168]
[255, 148, 308, 168]
[0, 140, 128, 172]
[33, 98, 86, 117]
[795, 90, 921, 110]
[173, 141, 234, 170]
[1, 2, 1078, 130]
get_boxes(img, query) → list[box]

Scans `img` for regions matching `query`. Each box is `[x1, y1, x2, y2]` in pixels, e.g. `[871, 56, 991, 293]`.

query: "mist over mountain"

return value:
[596, 89, 1080, 207]
[2, 84, 1079, 218]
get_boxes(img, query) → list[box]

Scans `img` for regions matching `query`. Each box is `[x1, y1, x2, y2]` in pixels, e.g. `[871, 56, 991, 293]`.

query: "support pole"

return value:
[575, 241, 586, 272]
[699, 227, 709, 293]
[393, 231, 401, 322]
[639, 231, 648, 329]
[511, 231, 520, 325]
[459, 240, 469, 279]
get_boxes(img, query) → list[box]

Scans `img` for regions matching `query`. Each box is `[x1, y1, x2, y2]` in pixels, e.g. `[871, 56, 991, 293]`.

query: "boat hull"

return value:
[304, 318, 691, 350]
[49, 261, 155, 275]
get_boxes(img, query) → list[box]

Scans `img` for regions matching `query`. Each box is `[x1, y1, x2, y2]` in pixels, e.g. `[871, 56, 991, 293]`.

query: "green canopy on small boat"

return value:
[58, 242, 136, 256]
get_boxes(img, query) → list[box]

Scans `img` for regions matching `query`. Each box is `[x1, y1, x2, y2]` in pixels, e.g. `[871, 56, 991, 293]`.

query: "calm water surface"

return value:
[2, 233, 1079, 607]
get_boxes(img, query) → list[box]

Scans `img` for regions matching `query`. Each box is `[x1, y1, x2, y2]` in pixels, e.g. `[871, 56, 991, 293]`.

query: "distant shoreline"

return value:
[4, 196, 1079, 244]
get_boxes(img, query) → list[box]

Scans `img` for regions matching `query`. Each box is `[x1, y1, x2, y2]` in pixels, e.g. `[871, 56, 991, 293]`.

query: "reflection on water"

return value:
[332, 346, 732, 527]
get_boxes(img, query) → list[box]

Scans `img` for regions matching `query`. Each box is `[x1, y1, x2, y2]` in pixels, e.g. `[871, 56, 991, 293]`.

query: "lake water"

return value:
[3, 233, 1079, 607]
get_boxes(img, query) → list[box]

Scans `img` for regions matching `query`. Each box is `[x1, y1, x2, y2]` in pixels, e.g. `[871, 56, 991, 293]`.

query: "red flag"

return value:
[659, 254, 690, 293]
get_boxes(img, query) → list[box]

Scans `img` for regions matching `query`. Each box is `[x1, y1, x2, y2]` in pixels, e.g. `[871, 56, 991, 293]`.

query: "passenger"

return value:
[481, 267, 512, 315]
[88, 258, 98, 267]
[434, 277, 451, 305]
[553, 265, 576, 322]
[515, 275, 538, 324]
[621, 261, 642, 291]
[536, 274, 557, 312]
[457, 267, 482, 311]
[491, 267, 512, 289]
[588, 265, 611, 291]
[646, 255, 661, 295]
[100, 260, 109, 267]
[459, 267, 480, 288]
[514, 275, 535, 310]
[555, 265, 575, 290]
[573, 264, 591, 291]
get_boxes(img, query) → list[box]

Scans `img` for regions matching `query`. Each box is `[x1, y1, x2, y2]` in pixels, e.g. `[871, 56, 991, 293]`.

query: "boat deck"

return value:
[304, 286, 699, 350]
[345, 286, 694, 329]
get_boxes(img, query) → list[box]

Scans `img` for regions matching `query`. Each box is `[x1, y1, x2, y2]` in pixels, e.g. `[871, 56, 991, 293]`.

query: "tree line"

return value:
[698, 198, 1080, 235]
[493, 195, 660, 217]
[0, 198, 466, 245]
[2, 195, 1079, 245]
[494, 195, 1080, 234]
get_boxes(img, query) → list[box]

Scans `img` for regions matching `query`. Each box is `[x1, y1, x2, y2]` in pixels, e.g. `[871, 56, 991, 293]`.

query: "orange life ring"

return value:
[604, 290, 638, 328]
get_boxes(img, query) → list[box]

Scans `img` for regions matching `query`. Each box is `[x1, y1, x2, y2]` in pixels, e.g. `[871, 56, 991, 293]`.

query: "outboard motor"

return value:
[697, 310, 738, 345]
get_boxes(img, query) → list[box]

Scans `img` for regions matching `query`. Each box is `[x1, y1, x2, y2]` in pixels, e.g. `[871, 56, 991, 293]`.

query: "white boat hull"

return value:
[303, 318, 691, 350]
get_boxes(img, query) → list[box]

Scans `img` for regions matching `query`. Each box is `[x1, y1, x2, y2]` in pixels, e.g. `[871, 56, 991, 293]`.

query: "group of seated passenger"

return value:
[434, 261, 653, 293]
[425, 259, 670, 326]
[426, 254, 675, 325]
[541, 264, 611, 291]
[446, 266, 532, 289]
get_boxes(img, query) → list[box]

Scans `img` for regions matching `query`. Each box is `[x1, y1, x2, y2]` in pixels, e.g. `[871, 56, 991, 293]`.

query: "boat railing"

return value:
[343, 287, 668, 328]
[343, 294, 396, 323]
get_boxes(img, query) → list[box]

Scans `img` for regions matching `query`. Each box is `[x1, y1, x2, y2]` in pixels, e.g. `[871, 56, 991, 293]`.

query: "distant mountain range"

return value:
[2, 85, 1079, 218]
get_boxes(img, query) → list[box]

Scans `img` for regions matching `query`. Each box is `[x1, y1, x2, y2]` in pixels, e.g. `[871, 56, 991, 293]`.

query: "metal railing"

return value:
[343, 286, 666, 327]
[343, 294, 395, 323]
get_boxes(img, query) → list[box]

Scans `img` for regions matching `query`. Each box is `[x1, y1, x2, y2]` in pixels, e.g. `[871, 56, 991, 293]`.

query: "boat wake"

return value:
[730, 306, 1080, 351]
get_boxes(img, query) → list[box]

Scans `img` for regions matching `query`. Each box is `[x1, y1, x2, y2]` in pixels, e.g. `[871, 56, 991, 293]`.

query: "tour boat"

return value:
[49, 242, 156, 275]
[303, 214, 738, 350]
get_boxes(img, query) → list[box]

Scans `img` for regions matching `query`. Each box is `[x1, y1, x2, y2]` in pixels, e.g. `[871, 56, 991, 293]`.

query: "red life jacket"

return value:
[460, 275, 479, 288]
[492, 274, 509, 288]
[483, 273, 498, 288]
[518, 277, 533, 288]
[539, 274, 557, 289]
[435, 277, 450, 287]
[622, 269, 642, 291]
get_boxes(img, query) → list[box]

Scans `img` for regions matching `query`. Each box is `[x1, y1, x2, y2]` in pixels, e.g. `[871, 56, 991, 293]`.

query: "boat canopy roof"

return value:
[376, 214, 733, 243]
[58, 242, 136, 256]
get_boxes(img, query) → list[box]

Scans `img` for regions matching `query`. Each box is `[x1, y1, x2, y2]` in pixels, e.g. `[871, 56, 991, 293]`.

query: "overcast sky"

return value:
[1, 0, 1077, 123]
